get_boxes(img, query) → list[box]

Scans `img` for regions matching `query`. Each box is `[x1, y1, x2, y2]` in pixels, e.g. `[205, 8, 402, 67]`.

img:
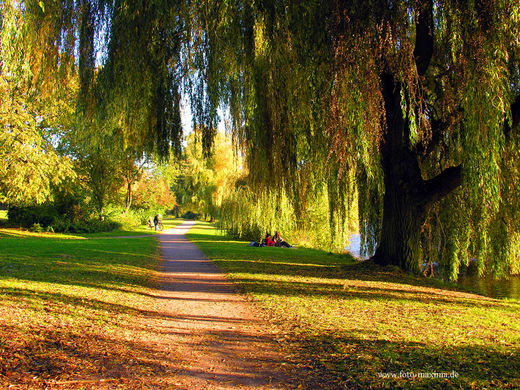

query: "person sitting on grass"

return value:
[263, 233, 276, 246]
[273, 231, 293, 248]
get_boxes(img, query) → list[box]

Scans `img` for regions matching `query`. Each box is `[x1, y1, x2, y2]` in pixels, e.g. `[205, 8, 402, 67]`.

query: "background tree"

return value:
[0, 79, 73, 205]
[118, 147, 147, 216]
[131, 171, 176, 214]
[0, 1, 76, 205]
[77, 145, 122, 222]
[172, 131, 237, 219]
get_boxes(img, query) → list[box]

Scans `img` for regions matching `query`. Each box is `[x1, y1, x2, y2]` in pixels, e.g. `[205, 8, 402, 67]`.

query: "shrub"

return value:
[110, 211, 143, 229]
[50, 219, 71, 233]
[182, 211, 200, 220]
[8, 205, 59, 228]
[29, 223, 45, 233]
[56, 219, 122, 234]
[8, 204, 122, 234]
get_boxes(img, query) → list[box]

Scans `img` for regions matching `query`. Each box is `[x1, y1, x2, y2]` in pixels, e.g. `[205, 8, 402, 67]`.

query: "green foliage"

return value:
[7, 203, 122, 233]
[172, 131, 240, 218]
[131, 170, 176, 213]
[218, 185, 356, 252]
[29, 223, 45, 233]
[172, 131, 358, 251]
[105, 205, 156, 229]
[185, 0, 520, 276]
[6, 0, 520, 276]
[8, 205, 59, 228]
[0, 76, 74, 206]
[0, 1, 77, 205]
[93, 0, 185, 158]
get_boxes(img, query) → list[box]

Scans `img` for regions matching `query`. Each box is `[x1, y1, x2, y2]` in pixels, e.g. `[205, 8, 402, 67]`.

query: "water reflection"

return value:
[458, 274, 520, 300]
[345, 233, 369, 260]
[345, 233, 520, 300]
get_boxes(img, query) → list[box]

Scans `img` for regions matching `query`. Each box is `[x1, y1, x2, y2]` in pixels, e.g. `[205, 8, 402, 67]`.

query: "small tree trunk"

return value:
[99, 206, 104, 222]
[123, 181, 132, 216]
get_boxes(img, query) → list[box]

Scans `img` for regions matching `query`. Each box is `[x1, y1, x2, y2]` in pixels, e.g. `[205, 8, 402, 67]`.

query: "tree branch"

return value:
[504, 93, 520, 140]
[423, 164, 462, 205]
[414, 0, 434, 77]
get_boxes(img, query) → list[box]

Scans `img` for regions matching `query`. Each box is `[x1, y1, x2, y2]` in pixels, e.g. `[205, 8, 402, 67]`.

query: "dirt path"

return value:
[153, 220, 295, 389]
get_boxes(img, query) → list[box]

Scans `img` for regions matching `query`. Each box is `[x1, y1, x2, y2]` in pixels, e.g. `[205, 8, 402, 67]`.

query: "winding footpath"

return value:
[154, 220, 294, 389]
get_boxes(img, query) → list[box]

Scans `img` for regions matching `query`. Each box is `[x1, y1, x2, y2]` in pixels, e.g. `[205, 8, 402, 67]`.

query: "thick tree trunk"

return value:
[373, 72, 426, 272]
[374, 155, 462, 272]
[373, 72, 462, 272]
[373, 149, 426, 273]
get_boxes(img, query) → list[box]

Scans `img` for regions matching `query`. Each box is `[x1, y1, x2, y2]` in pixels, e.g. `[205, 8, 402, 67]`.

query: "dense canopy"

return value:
[3, 0, 520, 277]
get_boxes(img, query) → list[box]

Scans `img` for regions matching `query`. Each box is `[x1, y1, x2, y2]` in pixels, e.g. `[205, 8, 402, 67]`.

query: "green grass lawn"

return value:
[0, 228, 167, 386]
[187, 222, 520, 389]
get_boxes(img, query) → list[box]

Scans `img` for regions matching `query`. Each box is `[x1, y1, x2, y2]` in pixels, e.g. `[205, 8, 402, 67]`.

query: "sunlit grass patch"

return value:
[0, 232, 178, 387]
[188, 221, 520, 389]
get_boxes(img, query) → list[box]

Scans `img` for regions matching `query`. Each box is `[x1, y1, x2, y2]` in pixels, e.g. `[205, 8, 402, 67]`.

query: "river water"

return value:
[458, 274, 520, 300]
[346, 234, 520, 300]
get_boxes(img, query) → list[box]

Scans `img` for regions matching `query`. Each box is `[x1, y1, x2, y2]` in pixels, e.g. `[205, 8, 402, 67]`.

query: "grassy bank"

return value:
[187, 222, 520, 389]
[0, 219, 183, 388]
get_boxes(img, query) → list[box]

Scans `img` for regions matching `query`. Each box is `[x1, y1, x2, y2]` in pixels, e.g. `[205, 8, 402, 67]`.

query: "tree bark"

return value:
[373, 72, 426, 272]
[124, 180, 132, 216]
[373, 149, 461, 272]
[504, 93, 520, 140]
[373, 71, 462, 272]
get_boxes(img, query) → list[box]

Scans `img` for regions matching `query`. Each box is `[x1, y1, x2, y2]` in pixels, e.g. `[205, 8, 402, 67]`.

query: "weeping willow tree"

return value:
[9, 0, 520, 277]
[187, 0, 520, 278]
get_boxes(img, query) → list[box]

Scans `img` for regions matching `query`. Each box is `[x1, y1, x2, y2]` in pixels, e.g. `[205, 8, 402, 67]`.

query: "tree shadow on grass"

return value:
[0, 287, 156, 318]
[6, 314, 510, 390]
[209, 258, 518, 306]
[291, 332, 520, 389]
[188, 231, 487, 295]
[225, 276, 520, 312]
[0, 258, 151, 290]
[0, 286, 263, 326]
[0, 319, 300, 389]
[0, 324, 176, 388]
[0, 230, 163, 299]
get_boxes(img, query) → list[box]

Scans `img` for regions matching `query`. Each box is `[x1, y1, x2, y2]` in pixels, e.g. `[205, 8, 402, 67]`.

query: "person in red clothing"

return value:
[263, 233, 276, 246]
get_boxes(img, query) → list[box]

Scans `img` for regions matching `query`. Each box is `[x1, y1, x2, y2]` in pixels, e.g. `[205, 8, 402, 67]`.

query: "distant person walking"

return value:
[154, 214, 162, 231]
